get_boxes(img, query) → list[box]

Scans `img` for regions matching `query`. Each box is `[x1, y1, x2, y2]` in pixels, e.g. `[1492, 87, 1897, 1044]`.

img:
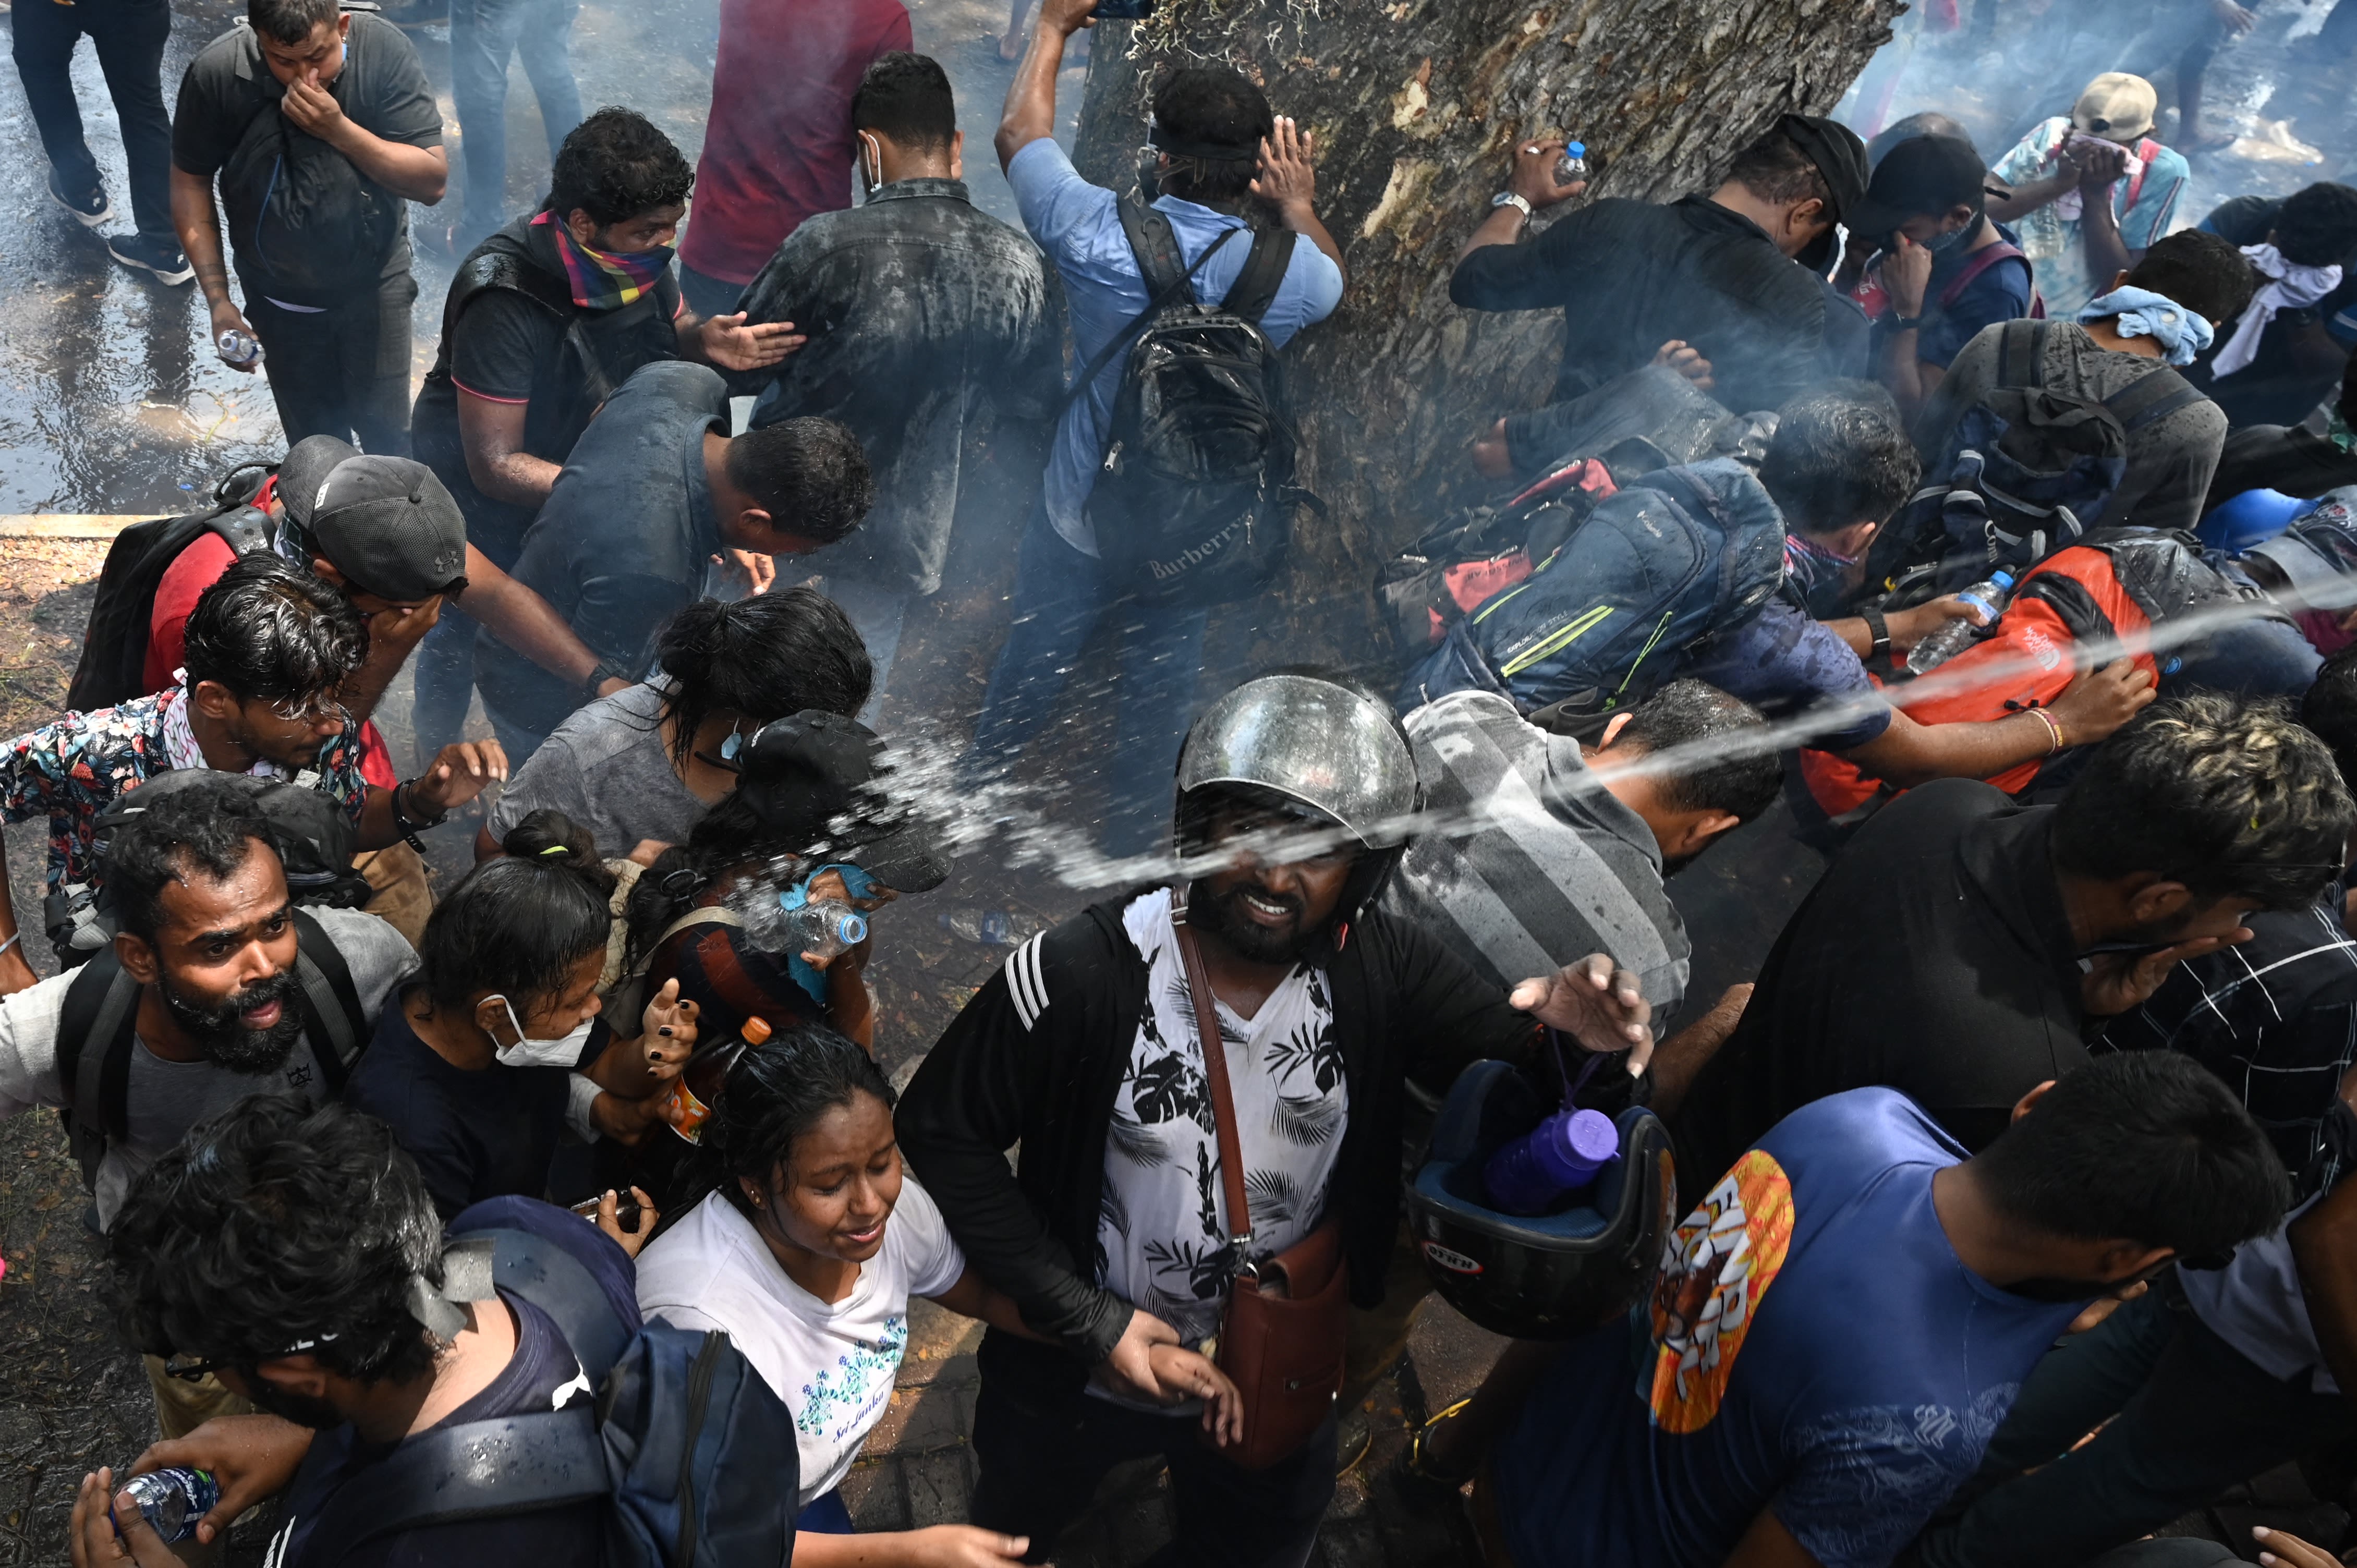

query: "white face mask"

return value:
[489, 995, 596, 1068]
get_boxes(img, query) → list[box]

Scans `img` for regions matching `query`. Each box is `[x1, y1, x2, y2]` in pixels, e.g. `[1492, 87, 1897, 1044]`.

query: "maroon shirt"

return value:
[678, 0, 914, 286]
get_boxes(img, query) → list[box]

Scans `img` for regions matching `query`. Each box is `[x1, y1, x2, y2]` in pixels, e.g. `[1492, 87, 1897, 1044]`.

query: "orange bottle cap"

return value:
[744, 1016, 773, 1044]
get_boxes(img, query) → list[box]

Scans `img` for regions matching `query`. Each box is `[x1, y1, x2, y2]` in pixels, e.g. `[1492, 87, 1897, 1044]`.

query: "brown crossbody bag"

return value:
[1170, 898, 1348, 1469]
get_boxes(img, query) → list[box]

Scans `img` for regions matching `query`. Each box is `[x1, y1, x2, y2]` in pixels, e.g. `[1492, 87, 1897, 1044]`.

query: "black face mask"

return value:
[160, 965, 306, 1074]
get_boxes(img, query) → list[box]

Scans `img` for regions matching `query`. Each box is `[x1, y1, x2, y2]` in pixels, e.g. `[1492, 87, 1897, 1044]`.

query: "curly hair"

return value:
[103, 774, 279, 942]
[181, 553, 367, 707]
[109, 1097, 447, 1387]
[2053, 693, 2356, 910]
[2271, 182, 2357, 270]
[1760, 384, 1922, 536]
[548, 107, 695, 228]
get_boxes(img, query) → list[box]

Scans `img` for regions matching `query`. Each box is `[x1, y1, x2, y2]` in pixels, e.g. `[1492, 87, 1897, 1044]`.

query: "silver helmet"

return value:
[1175, 675, 1419, 849]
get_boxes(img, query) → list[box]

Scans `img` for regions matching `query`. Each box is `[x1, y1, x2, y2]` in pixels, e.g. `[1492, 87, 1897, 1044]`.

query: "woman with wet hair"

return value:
[347, 809, 695, 1241]
[635, 1024, 1237, 1559]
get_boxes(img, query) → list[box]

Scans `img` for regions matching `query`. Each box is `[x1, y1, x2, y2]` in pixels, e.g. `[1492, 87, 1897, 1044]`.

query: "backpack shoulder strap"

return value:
[288, 909, 368, 1095]
[1053, 210, 1240, 421]
[1217, 227, 1297, 326]
[1117, 196, 1192, 300]
[289, 1408, 606, 1562]
[1995, 318, 2049, 391]
[56, 954, 142, 1193]
[205, 505, 275, 559]
[1936, 241, 2028, 312]
[2099, 363, 2206, 435]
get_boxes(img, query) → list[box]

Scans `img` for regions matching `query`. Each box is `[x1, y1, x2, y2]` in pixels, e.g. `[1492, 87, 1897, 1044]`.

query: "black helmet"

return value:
[1405, 1059, 1676, 1339]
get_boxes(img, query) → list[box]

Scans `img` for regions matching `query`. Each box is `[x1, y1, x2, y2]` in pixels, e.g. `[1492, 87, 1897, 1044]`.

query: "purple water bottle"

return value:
[1483, 1107, 1619, 1215]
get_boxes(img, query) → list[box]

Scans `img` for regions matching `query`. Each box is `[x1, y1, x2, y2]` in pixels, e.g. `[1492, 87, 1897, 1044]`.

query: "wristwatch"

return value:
[1491, 191, 1534, 220]
[391, 779, 449, 854]
[1861, 605, 1893, 662]
[582, 657, 633, 702]
[1889, 313, 1925, 332]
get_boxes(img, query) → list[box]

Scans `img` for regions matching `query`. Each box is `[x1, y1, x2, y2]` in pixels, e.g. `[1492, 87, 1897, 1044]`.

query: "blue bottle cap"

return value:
[1565, 141, 1586, 156]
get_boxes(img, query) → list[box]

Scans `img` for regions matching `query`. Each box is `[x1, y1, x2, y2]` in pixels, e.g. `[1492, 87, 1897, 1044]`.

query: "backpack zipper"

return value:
[673, 1332, 724, 1568]
[1498, 604, 1614, 677]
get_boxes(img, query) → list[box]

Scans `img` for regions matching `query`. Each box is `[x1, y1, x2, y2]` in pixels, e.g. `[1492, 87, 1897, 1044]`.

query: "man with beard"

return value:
[897, 674, 1658, 1565]
[0, 775, 414, 1440]
[1672, 694, 2356, 1206]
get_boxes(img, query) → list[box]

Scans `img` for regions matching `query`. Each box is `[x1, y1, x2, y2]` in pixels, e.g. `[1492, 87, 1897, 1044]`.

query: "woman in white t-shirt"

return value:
[636, 1024, 1238, 1565]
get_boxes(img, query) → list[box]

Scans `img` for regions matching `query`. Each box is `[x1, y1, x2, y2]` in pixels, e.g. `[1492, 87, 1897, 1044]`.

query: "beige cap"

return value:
[2072, 72, 2158, 142]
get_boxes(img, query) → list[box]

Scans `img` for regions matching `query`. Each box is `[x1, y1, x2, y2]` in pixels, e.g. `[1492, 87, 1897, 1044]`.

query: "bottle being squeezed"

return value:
[1906, 570, 2014, 675]
[118, 1468, 220, 1544]
[663, 1015, 773, 1144]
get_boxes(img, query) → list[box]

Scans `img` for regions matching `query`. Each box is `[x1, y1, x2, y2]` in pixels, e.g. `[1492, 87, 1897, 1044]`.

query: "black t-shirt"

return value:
[172, 14, 441, 296]
[2189, 195, 2357, 429]
[411, 218, 686, 561]
[272, 1290, 603, 1567]
[1671, 779, 2092, 1198]
[343, 996, 575, 1220]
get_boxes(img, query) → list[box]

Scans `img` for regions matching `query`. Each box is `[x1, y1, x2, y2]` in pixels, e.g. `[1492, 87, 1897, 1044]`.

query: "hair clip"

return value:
[659, 868, 709, 898]
[539, 844, 570, 856]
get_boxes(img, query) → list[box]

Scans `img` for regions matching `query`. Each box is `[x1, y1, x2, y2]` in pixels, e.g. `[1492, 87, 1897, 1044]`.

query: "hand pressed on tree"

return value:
[1508, 138, 1586, 210]
[1251, 116, 1319, 220]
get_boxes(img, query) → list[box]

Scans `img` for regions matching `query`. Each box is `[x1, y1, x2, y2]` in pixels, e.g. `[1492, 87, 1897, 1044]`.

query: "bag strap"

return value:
[1053, 210, 1241, 422]
[1169, 893, 1255, 1270]
[57, 953, 141, 1192]
[655, 905, 745, 948]
[2099, 364, 2205, 435]
[1995, 317, 2049, 391]
[288, 909, 368, 1095]
[1936, 241, 2026, 311]
[1219, 227, 1298, 326]
[293, 1407, 608, 1560]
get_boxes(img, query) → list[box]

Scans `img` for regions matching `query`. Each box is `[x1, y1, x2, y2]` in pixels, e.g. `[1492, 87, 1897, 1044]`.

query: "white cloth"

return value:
[635, 1183, 966, 1509]
[1092, 889, 1347, 1361]
[2052, 143, 2143, 223]
[2178, 1192, 2338, 1395]
[2213, 244, 2346, 378]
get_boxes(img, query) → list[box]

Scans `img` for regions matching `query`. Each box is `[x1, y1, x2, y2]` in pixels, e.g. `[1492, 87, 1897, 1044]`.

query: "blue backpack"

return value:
[290, 1211, 797, 1567]
[1396, 457, 1788, 732]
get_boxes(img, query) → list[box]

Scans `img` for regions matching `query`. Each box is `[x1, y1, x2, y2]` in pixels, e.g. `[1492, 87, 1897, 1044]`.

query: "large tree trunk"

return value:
[1071, 0, 1904, 671]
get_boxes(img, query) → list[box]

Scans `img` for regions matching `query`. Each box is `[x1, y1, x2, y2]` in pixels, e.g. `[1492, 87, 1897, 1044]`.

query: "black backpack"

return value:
[214, 6, 403, 301]
[1079, 197, 1309, 607]
[1865, 319, 2208, 609]
[55, 906, 369, 1192]
[283, 1212, 799, 1568]
[66, 464, 275, 711]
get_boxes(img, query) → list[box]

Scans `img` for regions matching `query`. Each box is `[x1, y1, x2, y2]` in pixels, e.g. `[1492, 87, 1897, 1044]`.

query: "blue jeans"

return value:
[966, 506, 1214, 860]
[450, 0, 582, 238]
[1909, 1283, 2357, 1567]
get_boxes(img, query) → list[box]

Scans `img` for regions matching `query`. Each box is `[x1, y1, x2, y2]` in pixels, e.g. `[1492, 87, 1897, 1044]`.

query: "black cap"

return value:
[276, 435, 360, 528]
[306, 456, 469, 603]
[1776, 113, 1871, 227]
[1850, 134, 1989, 237]
[737, 711, 949, 894]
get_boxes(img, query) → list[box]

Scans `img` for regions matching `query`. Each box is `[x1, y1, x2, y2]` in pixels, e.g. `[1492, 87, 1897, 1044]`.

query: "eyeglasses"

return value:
[161, 1332, 336, 1381]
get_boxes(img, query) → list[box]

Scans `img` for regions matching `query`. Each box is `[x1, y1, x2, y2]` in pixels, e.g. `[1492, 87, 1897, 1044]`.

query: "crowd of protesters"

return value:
[13, 0, 2357, 1564]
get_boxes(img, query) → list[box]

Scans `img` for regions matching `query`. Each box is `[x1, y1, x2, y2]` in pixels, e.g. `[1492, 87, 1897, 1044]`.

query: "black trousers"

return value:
[247, 270, 420, 455]
[10, 0, 175, 238]
[970, 1371, 1335, 1568]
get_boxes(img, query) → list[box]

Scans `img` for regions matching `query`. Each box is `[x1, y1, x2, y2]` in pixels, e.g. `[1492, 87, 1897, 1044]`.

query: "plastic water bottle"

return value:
[1553, 140, 1588, 186]
[215, 328, 264, 368]
[665, 1015, 773, 1144]
[118, 1468, 218, 1543]
[1905, 570, 2015, 675]
[781, 898, 866, 959]
[1483, 1107, 1619, 1215]
[937, 908, 1047, 947]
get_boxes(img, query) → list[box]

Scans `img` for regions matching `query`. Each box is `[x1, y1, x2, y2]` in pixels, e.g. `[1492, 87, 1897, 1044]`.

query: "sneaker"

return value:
[106, 232, 195, 285]
[45, 168, 111, 228]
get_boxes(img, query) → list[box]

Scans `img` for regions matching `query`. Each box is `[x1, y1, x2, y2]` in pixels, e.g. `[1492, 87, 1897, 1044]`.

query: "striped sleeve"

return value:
[1003, 933, 1050, 1031]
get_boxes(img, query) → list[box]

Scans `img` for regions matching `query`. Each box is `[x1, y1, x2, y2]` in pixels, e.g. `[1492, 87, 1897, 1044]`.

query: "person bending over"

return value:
[1467, 1053, 2287, 1568]
[0, 555, 502, 988]
[473, 360, 871, 764]
[1676, 694, 2355, 1196]
[346, 809, 697, 1222]
[898, 674, 1656, 1565]
[2191, 180, 2357, 429]
[479, 587, 873, 867]
[639, 1025, 1231, 1562]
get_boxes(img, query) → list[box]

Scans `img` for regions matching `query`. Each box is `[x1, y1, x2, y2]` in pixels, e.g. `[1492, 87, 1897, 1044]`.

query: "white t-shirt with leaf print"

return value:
[1091, 888, 1349, 1388]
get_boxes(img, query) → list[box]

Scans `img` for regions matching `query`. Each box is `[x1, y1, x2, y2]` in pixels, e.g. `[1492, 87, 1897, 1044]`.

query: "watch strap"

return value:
[1862, 605, 1892, 661]
[1491, 191, 1534, 218]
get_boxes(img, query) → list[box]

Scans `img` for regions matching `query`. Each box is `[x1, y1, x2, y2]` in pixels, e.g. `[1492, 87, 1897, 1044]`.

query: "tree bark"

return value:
[1071, 0, 1903, 670]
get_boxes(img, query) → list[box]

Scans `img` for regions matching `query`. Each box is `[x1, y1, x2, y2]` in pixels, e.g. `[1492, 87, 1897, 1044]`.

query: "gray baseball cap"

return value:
[305, 456, 469, 603]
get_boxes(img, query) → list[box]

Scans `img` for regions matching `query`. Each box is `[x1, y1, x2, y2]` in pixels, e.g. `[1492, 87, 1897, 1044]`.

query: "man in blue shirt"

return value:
[964, 0, 1345, 859]
[1471, 1054, 2287, 1568]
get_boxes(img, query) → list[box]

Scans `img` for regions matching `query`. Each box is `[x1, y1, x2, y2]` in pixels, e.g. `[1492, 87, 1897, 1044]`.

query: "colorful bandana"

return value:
[532, 210, 673, 311]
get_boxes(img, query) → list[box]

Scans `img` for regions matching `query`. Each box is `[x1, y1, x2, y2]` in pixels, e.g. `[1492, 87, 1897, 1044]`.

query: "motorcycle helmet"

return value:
[1405, 1058, 1677, 1339]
